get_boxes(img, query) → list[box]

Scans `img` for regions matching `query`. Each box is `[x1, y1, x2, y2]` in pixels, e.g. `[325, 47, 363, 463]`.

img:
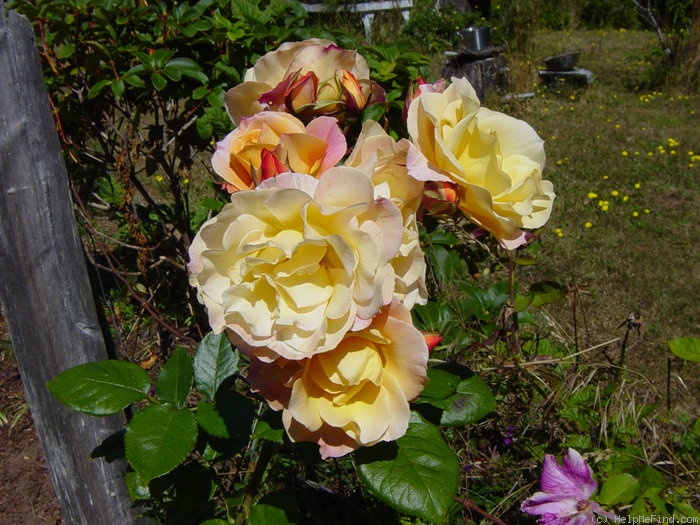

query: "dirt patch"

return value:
[0, 317, 63, 525]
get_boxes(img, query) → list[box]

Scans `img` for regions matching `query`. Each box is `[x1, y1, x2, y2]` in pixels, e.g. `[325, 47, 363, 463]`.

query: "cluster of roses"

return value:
[187, 39, 554, 458]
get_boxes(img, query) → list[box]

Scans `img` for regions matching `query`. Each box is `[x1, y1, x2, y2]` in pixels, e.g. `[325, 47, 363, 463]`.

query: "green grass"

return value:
[495, 30, 700, 395]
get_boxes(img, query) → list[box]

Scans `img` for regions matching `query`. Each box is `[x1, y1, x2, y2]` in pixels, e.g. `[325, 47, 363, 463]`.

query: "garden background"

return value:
[0, 0, 698, 523]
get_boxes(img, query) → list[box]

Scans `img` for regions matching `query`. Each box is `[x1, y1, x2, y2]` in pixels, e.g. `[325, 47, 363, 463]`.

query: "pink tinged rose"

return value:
[245, 300, 429, 459]
[521, 448, 617, 524]
[187, 169, 403, 361]
[211, 112, 346, 192]
[406, 76, 555, 249]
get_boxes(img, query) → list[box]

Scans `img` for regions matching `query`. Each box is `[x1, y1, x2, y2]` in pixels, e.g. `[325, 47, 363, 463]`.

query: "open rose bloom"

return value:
[189, 40, 556, 457]
[406, 77, 555, 249]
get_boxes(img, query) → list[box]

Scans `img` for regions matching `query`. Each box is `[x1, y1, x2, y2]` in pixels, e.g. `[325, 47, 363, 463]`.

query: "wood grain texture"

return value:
[0, 5, 145, 524]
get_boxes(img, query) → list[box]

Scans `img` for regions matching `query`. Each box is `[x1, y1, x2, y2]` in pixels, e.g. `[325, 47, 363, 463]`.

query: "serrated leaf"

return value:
[156, 347, 194, 407]
[194, 332, 239, 399]
[251, 410, 285, 444]
[125, 471, 151, 501]
[196, 389, 255, 439]
[47, 360, 150, 416]
[419, 367, 461, 400]
[668, 337, 700, 362]
[356, 413, 460, 523]
[125, 404, 197, 481]
[598, 473, 641, 505]
[416, 363, 495, 426]
[443, 372, 496, 426]
[249, 489, 299, 525]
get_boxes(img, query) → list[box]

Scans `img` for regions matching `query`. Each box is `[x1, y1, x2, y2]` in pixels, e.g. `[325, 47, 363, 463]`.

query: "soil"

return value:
[0, 344, 63, 525]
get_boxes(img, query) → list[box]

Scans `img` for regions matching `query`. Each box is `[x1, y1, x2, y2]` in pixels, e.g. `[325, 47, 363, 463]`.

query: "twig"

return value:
[454, 497, 508, 525]
[474, 337, 621, 372]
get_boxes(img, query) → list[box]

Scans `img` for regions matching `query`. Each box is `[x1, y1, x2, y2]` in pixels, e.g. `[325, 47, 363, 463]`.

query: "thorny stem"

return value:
[454, 497, 508, 525]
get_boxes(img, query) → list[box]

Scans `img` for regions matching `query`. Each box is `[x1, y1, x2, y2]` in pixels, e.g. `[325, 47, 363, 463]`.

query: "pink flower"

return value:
[521, 449, 616, 524]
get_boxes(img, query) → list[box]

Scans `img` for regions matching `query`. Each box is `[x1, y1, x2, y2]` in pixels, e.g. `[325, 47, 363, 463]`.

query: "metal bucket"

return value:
[459, 26, 491, 52]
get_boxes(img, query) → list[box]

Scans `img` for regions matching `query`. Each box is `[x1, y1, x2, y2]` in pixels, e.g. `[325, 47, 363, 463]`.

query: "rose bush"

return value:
[406, 77, 555, 249]
[224, 38, 385, 125]
[245, 300, 429, 459]
[187, 168, 404, 361]
[211, 113, 346, 192]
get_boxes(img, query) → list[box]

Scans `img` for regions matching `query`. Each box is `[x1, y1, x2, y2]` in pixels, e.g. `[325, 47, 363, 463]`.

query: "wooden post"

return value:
[0, 6, 146, 524]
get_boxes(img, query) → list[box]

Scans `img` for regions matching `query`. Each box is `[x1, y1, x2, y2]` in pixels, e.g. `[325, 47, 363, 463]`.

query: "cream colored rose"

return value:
[345, 120, 428, 309]
[406, 77, 555, 249]
[212, 113, 346, 192]
[245, 300, 429, 459]
[225, 39, 385, 125]
[187, 168, 403, 360]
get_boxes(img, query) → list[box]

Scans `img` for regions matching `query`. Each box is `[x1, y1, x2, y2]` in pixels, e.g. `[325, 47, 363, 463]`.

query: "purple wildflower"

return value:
[521, 448, 616, 524]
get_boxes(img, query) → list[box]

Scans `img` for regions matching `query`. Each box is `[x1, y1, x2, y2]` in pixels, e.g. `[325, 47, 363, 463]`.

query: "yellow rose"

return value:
[407, 77, 555, 248]
[225, 39, 385, 125]
[187, 168, 403, 360]
[345, 120, 427, 309]
[212, 112, 346, 192]
[245, 300, 429, 459]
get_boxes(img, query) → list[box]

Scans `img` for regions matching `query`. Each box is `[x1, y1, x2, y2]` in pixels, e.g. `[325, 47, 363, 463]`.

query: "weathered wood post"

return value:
[0, 6, 146, 524]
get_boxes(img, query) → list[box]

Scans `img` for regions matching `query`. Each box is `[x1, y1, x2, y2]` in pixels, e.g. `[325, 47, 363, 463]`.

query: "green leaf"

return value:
[199, 520, 231, 525]
[528, 281, 566, 307]
[251, 410, 285, 444]
[196, 389, 255, 438]
[47, 360, 150, 416]
[357, 413, 460, 523]
[110, 78, 125, 99]
[193, 86, 210, 100]
[668, 337, 700, 362]
[56, 43, 76, 59]
[417, 363, 496, 426]
[441, 373, 496, 426]
[151, 72, 168, 91]
[167, 57, 208, 83]
[249, 489, 299, 525]
[194, 332, 239, 399]
[419, 367, 461, 400]
[199, 198, 225, 212]
[196, 118, 214, 140]
[87, 79, 112, 100]
[156, 347, 194, 407]
[125, 404, 197, 482]
[598, 473, 641, 505]
[125, 470, 151, 501]
[161, 64, 183, 82]
[629, 488, 670, 519]
[123, 73, 146, 88]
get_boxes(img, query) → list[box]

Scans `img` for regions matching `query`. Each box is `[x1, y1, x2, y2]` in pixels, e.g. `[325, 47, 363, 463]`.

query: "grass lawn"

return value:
[500, 29, 699, 397]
